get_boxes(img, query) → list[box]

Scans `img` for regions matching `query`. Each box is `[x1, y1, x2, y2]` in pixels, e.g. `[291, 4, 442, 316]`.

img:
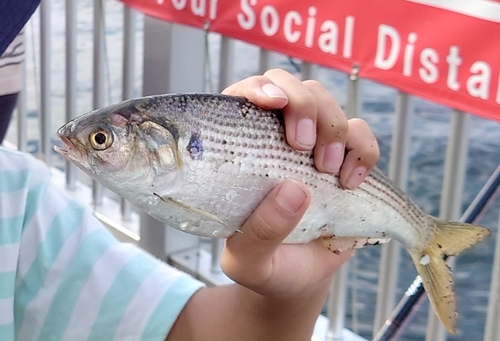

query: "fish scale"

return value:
[55, 93, 490, 333]
[195, 95, 427, 232]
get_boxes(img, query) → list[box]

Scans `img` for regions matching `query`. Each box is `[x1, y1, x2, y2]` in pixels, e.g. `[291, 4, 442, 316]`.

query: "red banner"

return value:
[121, 0, 500, 121]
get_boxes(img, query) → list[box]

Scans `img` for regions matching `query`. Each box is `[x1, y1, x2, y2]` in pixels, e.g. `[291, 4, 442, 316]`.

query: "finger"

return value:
[339, 118, 380, 189]
[263, 69, 318, 151]
[221, 179, 311, 287]
[222, 75, 288, 109]
[302, 80, 349, 174]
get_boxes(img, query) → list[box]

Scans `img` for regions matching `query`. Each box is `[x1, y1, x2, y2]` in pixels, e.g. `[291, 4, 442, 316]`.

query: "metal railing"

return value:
[5, 1, 500, 340]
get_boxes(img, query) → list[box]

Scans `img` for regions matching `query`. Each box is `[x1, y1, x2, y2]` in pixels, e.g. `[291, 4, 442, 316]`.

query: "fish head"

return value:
[55, 98, 183, 191]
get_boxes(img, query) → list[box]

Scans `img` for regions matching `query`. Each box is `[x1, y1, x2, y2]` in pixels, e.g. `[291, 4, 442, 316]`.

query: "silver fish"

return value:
[55, 93, 489, 334]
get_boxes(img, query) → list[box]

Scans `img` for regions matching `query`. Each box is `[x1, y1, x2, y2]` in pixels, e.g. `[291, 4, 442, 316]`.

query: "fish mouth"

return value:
[54, 134, 91, 171]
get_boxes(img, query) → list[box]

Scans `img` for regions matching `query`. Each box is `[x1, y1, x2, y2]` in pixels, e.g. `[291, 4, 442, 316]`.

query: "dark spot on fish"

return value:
[299, 161, 303, 165]
[374, 241, 380, 246]
[302, 228, 306, 232]
[358, 157, 362, 161]
[230, 151, 234, 155]
[222, 139, 227, 145]
[187, 130, 204, 160]
[437, 243, 442, 249]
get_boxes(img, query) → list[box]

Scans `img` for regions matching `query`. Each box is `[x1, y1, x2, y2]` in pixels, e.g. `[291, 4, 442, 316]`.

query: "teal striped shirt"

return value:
[0, 147, 204, 340]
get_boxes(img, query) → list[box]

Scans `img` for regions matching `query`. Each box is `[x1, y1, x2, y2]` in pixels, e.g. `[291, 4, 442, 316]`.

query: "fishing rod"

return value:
[373, 162, 500, 341]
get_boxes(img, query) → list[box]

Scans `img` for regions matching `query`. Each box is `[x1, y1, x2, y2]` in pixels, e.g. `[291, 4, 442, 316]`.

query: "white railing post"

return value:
[217, 36, 234, 91]
[65, 0, 78, 189]
[92, 0, 106, 206]
[258, 49, 271, 74]
[17, 50, 28, 152]
[327, 265, 349, 340]
[373, 92, 413, 334]
[40, 0, 52, 165]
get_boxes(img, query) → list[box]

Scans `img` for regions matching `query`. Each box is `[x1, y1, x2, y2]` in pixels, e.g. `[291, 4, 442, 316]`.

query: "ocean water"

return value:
[6, 1, 500, 340]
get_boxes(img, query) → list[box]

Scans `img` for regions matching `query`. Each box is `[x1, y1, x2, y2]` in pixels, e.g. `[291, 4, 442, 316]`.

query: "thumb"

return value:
[221, 179, 310, 286]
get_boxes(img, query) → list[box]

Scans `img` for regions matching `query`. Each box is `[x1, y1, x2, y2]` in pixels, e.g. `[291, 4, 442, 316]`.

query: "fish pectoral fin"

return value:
[153, 193, 225, 225]
[322, 237, 391, 254]
[409, 218, 490, 335]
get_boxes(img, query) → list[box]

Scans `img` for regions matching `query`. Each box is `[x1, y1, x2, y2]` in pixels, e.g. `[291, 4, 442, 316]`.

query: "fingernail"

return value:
[296, 118, 315, 148]
[262, 83, 287, 99]
[275, 180, 307, 214]
[323, 142, 344, 173]
[346, 166, 367, 190]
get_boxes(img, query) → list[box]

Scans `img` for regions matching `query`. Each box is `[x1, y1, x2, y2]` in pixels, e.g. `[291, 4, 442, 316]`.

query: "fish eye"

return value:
[89, 129, 113, 150]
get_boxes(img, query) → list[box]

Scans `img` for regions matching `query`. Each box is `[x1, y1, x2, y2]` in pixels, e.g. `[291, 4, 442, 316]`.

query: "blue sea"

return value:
[7, 1, 500, 340]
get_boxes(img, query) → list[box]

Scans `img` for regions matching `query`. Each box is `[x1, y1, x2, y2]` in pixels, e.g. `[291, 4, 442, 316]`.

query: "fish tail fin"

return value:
[409, 218, 490, 334]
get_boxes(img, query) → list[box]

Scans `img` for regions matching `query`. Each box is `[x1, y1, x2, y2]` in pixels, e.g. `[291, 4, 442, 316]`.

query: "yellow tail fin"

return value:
[409, 218, 490, 334]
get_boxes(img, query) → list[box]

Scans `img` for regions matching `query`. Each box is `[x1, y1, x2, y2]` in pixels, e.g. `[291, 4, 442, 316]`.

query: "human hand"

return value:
[221, 70, 379, 339]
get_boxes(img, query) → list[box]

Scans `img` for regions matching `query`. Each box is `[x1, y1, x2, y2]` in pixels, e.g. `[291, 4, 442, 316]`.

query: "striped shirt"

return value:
[0, 147, 204, 341]
[0, 31, 24, 96]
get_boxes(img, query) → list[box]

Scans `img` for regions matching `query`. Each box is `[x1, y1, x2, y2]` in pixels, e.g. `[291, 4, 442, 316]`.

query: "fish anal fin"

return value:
[409, 218, 490, 334]
[153, 193, 225, 225]
[322, 236, 391, 254]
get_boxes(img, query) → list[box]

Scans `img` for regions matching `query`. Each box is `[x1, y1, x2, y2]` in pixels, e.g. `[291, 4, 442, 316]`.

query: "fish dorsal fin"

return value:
[153, 193, 225, 225]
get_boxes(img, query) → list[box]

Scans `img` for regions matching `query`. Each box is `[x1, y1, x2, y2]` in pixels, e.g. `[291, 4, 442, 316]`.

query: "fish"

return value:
[55, 93, 489, 334]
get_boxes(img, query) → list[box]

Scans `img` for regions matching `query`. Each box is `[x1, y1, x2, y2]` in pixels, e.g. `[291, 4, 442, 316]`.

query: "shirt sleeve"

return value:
[0, 148, 204, 341]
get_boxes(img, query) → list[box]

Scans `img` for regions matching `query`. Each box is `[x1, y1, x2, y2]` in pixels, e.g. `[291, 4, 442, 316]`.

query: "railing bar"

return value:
[301, 62, 314, 80]
[373, 92, 412, 334]
[40, 0, 52, 165]
[217, 36, 233, 91]
[326, 264, 349, 340]
[484, 212, 500, 341]
[65, 0, 78, 189]
[345, 66, 359, 119]
[120, 4, 137, 221]
[210, 238, 223, 273]
[425, 111, 469, 341]
[92, 0, 106, 206]
[258, 49, 270, 75]
[17, 51, 28, 152]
